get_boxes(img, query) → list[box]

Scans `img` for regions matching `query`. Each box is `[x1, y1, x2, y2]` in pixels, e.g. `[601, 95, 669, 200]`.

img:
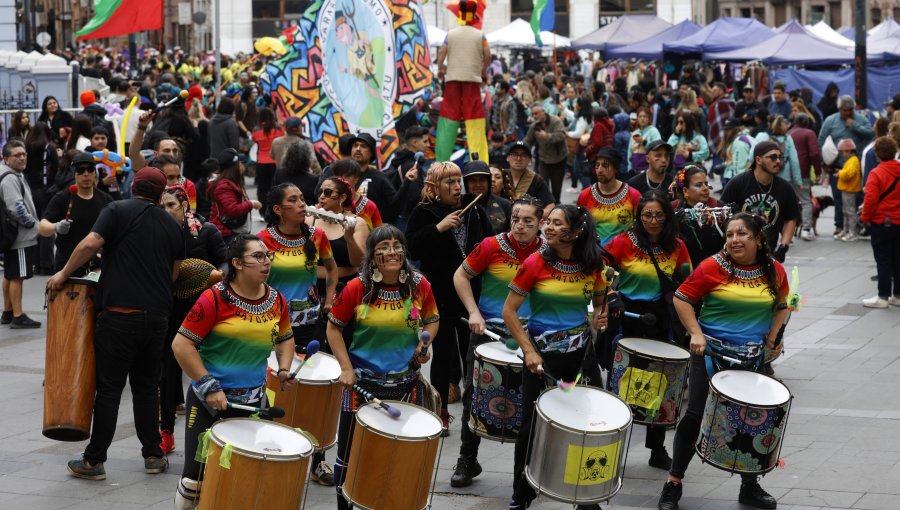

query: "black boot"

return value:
[649, 447, 673, 470]
[739, 477, 777, 509]
[450, 456, 482, 487]
[657, 480, 682, 510]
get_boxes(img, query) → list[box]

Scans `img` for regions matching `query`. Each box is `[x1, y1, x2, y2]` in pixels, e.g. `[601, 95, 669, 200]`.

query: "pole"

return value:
[128, 34, 137, 79]
[854, 0, 867, 110]
[214, 0, 221, 99]
[23, 0, 32, 51]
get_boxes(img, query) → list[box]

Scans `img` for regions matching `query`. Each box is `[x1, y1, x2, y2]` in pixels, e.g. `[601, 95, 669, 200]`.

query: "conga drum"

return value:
[525, 386, 632, 505]
[343, 401, 443, 510]
[469, 341, 523, 442]
[608, 337, 691, 427]
[199, 418, 314, 510]
[696, 370, 792, 475]
[265, 351, 342, 449]
[43, 277, 97, 441]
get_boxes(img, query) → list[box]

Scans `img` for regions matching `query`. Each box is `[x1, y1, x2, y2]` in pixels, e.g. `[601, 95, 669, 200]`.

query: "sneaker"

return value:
[175, 478, 199, 510]
[649, 447, 672, 470]
[0, 310, 12, 325]
[576, 505, 601, 510]
[800, 228, 815, 241]
[450, 456, 483, 487]
[889, 296, 900, 307]
[508, 498, 530, 509]
[440, 408, 454, 438]
[175, 403, 186, 416]
[67, 458, 106, 480]
[311, 460, 335, 486]
[761, 362, 775, 376]
[144, 456, 168, 474]
[10, 314, 41, 329]
[862, 296, 889, 309]
[658, 481, 683, 510]
[739, 479, 777, 509]
[448, 383, 461, 404]
[840, 233, 858, 242]
[160, 429, 175, 453]
[833, 228, 843, 239]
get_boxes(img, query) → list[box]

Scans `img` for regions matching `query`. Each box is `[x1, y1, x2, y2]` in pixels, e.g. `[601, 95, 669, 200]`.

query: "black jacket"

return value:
[383, 148, 424, 219]
[81, 104, 117, 151]
[316, 163, 398, 223]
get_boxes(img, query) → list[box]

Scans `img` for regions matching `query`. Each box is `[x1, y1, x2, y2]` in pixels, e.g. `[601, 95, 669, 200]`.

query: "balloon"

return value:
[254, 37, 287, 57]
[92, 149, 132, 175]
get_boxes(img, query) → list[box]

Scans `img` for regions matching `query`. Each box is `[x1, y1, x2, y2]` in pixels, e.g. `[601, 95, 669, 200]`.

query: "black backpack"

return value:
[0, 172, 23, 251]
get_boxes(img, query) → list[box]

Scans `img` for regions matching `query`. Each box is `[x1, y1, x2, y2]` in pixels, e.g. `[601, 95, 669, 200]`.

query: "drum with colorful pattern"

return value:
[608, 337, 690, 427]
[469, 341, 523, 442]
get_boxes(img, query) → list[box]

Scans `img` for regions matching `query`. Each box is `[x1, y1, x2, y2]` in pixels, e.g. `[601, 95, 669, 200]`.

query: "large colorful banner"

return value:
[261, 0, 434, 167]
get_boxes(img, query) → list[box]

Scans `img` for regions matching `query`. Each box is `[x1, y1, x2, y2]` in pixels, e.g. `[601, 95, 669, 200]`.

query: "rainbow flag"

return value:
[531, 0, 555, 46]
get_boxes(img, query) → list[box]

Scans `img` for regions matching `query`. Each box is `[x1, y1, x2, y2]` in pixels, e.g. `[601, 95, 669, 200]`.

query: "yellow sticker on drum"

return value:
[266, 388, 276, 407]
[564, 443, 620, 485]
[618, 367, 667, 410]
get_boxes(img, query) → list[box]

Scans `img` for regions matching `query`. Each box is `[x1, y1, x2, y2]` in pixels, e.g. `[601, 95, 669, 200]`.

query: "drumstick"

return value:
[461, 318, 519, 350]
[288, 340, 320, 379]
[418, 331, 432, 357]
[458, 193, 483, 216]
[227, 403, 286, 419]
[622, 310, 657, 325]
[704, 350, 750, 366]
[352, 385, 402, 418]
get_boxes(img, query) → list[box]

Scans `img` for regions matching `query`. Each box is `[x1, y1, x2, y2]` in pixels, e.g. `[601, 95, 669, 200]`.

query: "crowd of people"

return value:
[1, 22, 900, 510]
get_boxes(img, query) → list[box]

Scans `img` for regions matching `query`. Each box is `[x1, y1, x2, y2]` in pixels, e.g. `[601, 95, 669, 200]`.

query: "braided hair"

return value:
[722, 212, 781, 307]
[264, 183, 317, 265]
[541, 204, 603, 275]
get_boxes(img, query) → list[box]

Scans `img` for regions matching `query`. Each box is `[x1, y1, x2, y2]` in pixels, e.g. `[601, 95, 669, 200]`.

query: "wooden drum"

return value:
[43, 277, 97, 441]
[343, 401, 443, 510]
[199, 418, 314, 510]
[266, 351, 342, 450]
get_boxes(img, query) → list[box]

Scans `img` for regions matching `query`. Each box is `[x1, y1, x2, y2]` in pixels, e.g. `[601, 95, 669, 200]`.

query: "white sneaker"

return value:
[862, 296, 889, 309]
[801, 228, 815, 241]
[889, 296, 900, 307]
[841, 234, 858, 242]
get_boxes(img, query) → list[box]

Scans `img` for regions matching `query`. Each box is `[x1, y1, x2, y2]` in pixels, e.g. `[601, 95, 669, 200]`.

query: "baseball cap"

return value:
[742, 84, 754, 92]
[645, 139, 673, 153]
[217, 148, 240, 168]
[750, 140, 782, 170]
[724, 117, 743, 130]
[70, 152, 96, 169]
[131, 166, 167, 200]
[285, 117, 302, 131]
[506, 141, 531, 157]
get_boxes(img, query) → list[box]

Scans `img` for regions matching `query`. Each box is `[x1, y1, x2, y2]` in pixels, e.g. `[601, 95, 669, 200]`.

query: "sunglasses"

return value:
[74, 166, 95, 175]
[763, 154, 784, 161]
[320, 188, 340, 198]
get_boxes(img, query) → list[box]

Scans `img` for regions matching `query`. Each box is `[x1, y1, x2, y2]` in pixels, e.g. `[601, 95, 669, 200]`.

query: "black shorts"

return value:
[3, 246, 36, 280]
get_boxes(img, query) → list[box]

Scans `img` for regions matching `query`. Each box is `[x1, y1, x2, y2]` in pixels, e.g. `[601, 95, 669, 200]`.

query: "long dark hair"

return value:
[282, 142, 311, 176]
[542, 204, 604, 275]
[675, 111, 697, 140]
[225, 233, 264, 283]
[38, 96, 59, 122]
[673, 164, 707, 201]
[257, 107, 276, 136]
[359, 225, 419, 303]
[25, 122, 53, 154]
[212, 157, 245, 192]
[264, 183, 317, 264]
[575, 94, 592, 123]
[722, 212, 781, 306]
[633, 190, 679, 253]
[323, 176, 354, 210]
[9, 110, 30, 139]
[68, 114, 93, 151]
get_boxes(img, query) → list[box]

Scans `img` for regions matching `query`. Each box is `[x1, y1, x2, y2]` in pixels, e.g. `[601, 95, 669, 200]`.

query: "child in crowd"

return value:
[836, 138, 861, 242]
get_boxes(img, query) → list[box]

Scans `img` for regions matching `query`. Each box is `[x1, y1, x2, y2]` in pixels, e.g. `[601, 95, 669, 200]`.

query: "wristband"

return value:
[195, 374, 222, 398]
[277, 368, 289, 374]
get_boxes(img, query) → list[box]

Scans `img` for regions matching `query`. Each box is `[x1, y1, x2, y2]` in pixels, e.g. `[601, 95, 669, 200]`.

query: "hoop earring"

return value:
[399, 269, 408, 284]
[372, 267, 383, 283]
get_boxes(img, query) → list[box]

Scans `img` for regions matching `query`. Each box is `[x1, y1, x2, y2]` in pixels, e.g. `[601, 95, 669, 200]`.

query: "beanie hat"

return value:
[80, 90, 97, 107]
[131, 167, 167, 200]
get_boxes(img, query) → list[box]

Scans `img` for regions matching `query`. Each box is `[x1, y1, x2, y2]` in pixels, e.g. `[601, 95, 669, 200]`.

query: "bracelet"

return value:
[277, 368, 289, 374]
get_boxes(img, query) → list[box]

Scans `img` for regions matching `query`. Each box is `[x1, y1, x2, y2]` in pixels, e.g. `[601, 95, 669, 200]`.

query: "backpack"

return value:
[0, 172, 23, 251]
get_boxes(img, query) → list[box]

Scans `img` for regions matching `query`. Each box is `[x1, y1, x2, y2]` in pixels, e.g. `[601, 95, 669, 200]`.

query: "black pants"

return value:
[83, 310, 169, 465]
[539, 159, 568, 204]
[334, 409, 357, 510]
[32, 187, 54, 272]
[429, 311, 469, 410]
[161, 299, 192, 432]
[181, 389, 258, 481]
[256, 163, 276, 211]
[458, 332, 492, 459]
[293, 324, 327, 467]
[512, 346, 603, 504]
[870, 223, 900, 298]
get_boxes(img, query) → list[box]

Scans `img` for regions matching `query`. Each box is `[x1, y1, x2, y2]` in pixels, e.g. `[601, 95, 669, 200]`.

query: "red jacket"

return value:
[788, 126, 822, 180]
[585, 117, 614, 162]
[862, 159, 900, 224]
[210, 178, 253, 237]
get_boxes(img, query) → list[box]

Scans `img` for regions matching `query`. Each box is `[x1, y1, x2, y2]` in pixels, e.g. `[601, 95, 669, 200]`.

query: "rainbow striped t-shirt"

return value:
[675, 253, 789, 345]
[463, 233, 546, 322]
[605, 230, 692, 302]
[328, 273, 439, 375]
[509, 253, 608, 338]
[179, 282, 293, 392]
[354, 196, 383, 231]
[259, 225, 333, 325]
[577, 183, 641, 247]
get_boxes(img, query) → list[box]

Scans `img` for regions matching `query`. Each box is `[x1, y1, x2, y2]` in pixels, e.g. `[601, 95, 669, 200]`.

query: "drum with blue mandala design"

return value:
[469, 341, 524, 442]
[696, 370, 792, 474]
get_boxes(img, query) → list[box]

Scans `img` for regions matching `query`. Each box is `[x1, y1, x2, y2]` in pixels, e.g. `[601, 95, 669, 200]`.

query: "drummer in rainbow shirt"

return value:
[503, 204, 609, 510]
[603, 189, 692, 470]
[656, 212, 788, 510]
[449, 195, 547, 488]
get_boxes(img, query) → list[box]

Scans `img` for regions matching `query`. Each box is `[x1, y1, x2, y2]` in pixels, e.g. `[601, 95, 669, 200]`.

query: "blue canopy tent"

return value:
[604, 20, 702, 60]
[703, 20, 858, 65]
[772, 66, 900, 112]
[571, 15, 671, 51]
[663, 17, 775, 58]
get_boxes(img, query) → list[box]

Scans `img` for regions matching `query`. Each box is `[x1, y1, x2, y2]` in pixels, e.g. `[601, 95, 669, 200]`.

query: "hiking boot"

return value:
[800, 228, 815, 241]
[10, 314, 40, 329]
[739, 478, 777, 509]
[144, 456, 168, 474]
[657, 480, 682, 510]
[863, 296, 889, 309]
[450, 456, 483, 487]
[311, 460, 335, 486]
[67, 458, 106, 480]
[648, 447, 672, 470]
[0, 310, 12, 325]
[160, 429, 175, 453]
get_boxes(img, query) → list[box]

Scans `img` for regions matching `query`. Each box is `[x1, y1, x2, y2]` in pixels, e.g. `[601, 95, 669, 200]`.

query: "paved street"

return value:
[1, 187, 899, 510]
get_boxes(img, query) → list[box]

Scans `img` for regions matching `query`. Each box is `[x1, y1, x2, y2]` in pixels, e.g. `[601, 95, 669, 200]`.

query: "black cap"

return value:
[594, 147, 621, 168]
[71, 152, 96, 169]
[506, 141, 531, 157]
[724, 117, 743, 130]
[751, 140, 782, 169]
[645, 139, 672, 153]
[463, 160, 491, 179]
[217, 148, 240, 168]
[348, 133, 377, 155]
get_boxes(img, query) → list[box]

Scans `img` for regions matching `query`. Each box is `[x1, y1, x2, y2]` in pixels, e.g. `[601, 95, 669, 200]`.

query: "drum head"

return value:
[537, 386, 631, 432]
[297, 352, 341, 382]
[617, 338, 690, 361]
[710, 370, 791, 407]
[210, 418, 313, 457]
[357, 401, 442, 439]
[268, 352, 301, 374]
[475, 341, 523, 365]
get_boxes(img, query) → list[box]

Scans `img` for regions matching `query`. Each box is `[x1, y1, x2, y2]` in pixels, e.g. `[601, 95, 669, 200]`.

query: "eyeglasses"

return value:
[74, 166, 95, 175]
[242, 251, 275, 263]
[640, 212, 666, 223]
[509, 152, 530, 159]
[320, 188, 339, 198]
[763, 154, 784, 161]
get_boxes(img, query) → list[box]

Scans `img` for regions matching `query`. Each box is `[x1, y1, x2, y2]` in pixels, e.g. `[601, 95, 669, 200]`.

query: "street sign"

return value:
[36, 32, 51, 48]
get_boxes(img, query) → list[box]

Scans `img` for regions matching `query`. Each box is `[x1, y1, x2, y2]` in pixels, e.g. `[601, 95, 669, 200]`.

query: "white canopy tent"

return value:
[805, 20, 854, 48]
[486, 18, 571, 48]
[427, 25, 447, 47]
